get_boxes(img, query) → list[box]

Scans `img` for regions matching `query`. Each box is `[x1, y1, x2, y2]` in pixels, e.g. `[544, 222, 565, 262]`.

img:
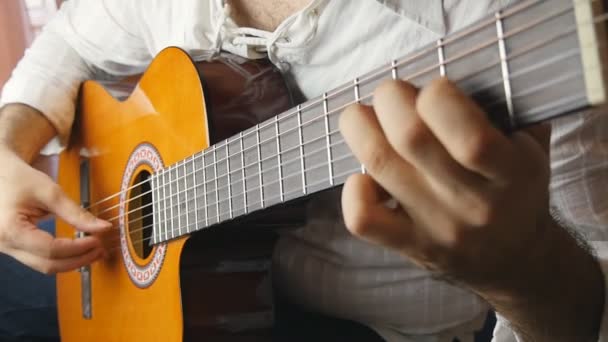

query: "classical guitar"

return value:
[55, 0, 608, 340]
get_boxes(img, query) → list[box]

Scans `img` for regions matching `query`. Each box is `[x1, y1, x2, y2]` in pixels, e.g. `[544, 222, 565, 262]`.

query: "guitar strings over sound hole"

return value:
[128, 170, 154, 259]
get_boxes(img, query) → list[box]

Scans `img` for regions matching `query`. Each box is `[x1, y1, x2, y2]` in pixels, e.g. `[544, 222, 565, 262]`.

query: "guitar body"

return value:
[55, 48, 293, 341]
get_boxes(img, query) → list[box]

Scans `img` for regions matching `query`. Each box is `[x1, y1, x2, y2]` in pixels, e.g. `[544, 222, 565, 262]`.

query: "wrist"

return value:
[478, 215, 604, 341]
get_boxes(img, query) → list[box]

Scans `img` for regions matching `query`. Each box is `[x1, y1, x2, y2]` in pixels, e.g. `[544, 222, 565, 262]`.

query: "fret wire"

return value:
[496, 11, 515, 126]
[482, 67, 583, 111]
[169, 166, 176, 239]
[297, 105, 307, 194]
[200, 128, 339, 192]
[353, 78, 366, 175]
[104, 1, 587, 224]
[391, 60, 398, 80]
[323, 92, 334, 185]
[176, 161, 183, 236]
[275, 116, 284, 202]
[182, 158, 189, 233]
[158, 170, 164, 242]
[203, 150, 209, 227]
[85, 0, 564, 217]
[225, 142, 233, 219]
[160, 169, 167, 241]
[461, 31, 585, 104]
[151, 174, 157, 244]
[256, 124, 264, 208]
[213, 145, 220, 223]
[239, 132, 248, 214]
[437, 39, 446, 77]
[192, 155, 199, 232]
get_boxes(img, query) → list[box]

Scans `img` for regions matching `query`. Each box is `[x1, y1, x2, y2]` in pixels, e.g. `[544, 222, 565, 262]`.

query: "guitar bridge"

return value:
[78, 159, 92, 320]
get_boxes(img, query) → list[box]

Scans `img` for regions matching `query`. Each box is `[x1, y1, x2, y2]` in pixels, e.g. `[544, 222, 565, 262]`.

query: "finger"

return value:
[340, 103, 425, 202]
[8, 221, 102, 259]
[8, 246, 104, 275]
[36, 183, 112, 232]
[342, 174, 413, 251]
[416, 78, 515, 181]
[373, 80, 485, 194]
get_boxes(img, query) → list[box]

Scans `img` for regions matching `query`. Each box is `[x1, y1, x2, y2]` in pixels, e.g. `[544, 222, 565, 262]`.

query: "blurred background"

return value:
[0, 0, 61, 91]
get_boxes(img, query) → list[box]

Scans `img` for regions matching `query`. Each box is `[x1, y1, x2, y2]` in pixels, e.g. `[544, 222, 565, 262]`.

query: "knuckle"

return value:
[340, 104, 368, 133]
[457, 131, 494, 167]
[362, 143, 392, 176]
[398, 118, 431, 153]
[417, 78, 452, 110]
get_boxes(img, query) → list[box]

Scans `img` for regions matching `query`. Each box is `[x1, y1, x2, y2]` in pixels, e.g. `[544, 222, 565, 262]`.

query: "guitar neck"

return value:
[150, 0, 608, 244]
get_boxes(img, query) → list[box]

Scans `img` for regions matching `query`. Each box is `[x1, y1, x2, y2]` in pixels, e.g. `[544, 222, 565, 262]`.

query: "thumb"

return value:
[37, 183, 112, 233]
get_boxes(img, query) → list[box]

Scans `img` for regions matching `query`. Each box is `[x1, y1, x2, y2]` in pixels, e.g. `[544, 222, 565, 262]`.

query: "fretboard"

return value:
[150, 0, 607, 244]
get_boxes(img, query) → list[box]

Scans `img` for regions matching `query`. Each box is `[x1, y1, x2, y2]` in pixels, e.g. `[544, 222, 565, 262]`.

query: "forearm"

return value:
[479, 217, 604, 341]
[0, 103, 56, 163]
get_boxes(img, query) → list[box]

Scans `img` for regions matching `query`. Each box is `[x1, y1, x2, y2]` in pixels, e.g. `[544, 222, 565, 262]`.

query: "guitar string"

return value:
[108, 129, 346, 233]
[85, 5, 608, 254]
[96, 8, 599, 227]
[100, 12, 603, 248]
[92, 3, 594, 225]
[83, 0, 577, 213]
[104, 76, 585, 255]
[106, 148, 387, 254]
[99, 28, 586, 230]
[109, 77, 589, 250]
[106, 39, 605, 252]
[113, 64, 584, 241]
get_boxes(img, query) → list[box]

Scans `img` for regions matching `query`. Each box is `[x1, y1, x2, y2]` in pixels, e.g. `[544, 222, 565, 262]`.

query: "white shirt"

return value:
[2, 0, 608, 341]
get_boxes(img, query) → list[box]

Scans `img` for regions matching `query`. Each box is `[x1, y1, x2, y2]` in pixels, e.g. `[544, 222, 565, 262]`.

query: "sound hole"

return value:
[128, 170, 154, 259]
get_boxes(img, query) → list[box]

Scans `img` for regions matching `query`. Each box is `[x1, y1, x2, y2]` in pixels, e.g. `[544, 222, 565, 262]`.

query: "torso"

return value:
[228, 0, 311, 31]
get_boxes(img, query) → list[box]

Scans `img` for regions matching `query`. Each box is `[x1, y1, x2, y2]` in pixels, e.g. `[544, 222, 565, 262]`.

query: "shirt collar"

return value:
[375, 0, 446, 36]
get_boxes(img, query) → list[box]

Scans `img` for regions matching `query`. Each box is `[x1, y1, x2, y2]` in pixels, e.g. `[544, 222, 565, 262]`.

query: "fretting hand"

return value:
[340, 77, 552, 290]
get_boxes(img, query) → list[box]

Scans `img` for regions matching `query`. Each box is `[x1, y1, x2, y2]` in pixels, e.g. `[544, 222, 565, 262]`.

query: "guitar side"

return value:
[56, 48, 207, 342]
[55, 48, 294, 341]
